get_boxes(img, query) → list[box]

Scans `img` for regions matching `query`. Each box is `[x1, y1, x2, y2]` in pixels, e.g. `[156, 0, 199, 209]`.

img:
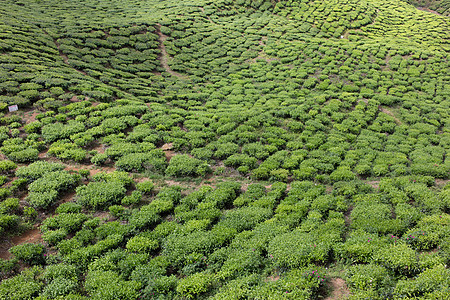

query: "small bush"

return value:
[166, 154, 211, 177]
[56, 202, 82, 214]
[76, 182, 126, 209]
[135, 180, 154, 194]
[126, 235, 159, 253]
[176, 272, 214, 299]
[9, 243, 46, 265]
[0, 160, 17, 173]
[16, 161, 65, 182]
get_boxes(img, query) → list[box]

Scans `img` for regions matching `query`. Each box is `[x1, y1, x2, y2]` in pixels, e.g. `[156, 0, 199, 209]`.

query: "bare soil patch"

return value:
[59, 190, 76, 204]
[435, 179, 449, 187]
[22, 110, 40, 124]
[325, 278, 351, 300]
[89, 142, 106, 154]
[0, 227, 43, 260]
[366, 180, 380, 190]
[266, 274, 280, 282]
[64, 164, 116, 176]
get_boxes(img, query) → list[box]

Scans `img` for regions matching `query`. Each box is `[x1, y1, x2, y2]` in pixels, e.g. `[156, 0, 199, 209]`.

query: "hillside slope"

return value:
[0, 0, 449, 299]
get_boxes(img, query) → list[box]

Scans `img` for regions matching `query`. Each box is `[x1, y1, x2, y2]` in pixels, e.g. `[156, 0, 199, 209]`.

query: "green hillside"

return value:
[0, 0, 449, 299]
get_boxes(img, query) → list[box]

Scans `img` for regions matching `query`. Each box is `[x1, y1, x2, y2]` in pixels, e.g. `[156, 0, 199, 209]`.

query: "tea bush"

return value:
[0, 266, 44, 299]
[76, 181, 126, 209]
[9, 243, 46, 265]
[165, 154, 211, 177]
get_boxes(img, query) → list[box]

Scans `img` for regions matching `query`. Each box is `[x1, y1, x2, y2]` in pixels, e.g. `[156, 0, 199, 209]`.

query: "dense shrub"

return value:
[0, 266, 44, 299]
[16, 161, 65, 182]
[9, 243, 46, 265]
[176, 272, 214, 299]
[84, 270, 141, 300]
[268, 230, 335, 268]
[115, 151, 167, 172]
[165, 154, 211, 177]
[135, 180, 154, 194]
[76, 182, 126, 209]
[0, 160, 17, 173]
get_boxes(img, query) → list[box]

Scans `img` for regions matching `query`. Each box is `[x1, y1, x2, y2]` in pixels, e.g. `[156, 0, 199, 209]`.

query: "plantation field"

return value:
[0, 0, 449, 299]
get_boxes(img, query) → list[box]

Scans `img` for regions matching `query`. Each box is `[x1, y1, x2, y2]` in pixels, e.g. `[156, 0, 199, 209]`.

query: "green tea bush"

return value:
[91, 153, 109, 165]
[217, 207, 272, 232]
[16, 161, 65, 182]
[126, 235, 159, 253]
[135, 180, 154, 194]
[115, 151, 167, 173]
[29, 171, 80, 193]
[345, 264, 391, 293]
[330, 167, 356, 182]
[10, 243, 46, 265]
[76, 181, 126, 209]
[41, 213, 89, 234]
[374, 243, 418, 275]
[41, 121, 85, 143]
[0, 214, 19, 234]
[140, 275, 178, 299]
[121, 190, 142, 206]
[84, 270, 141, 300]
[394, 264, 450, 298]
[0, 266, 44, 299]
[403, 214, 450, 250]
[335, 231, 389, 263]
[42, 229, 68, 246]
[27, 191, 58, 209]
[7, 148, 39, 162]
[166, 154, 211, 177]
[0, 160, 17, 173]
[55, 202, 82, 214]
[176, 272, 214, 299]
[351, 201, 405, 235]
[0, 257, 18, 279]
[128, 205, 161, 230]
[268, 230, 333, 269]
[41, 277, 79, 299]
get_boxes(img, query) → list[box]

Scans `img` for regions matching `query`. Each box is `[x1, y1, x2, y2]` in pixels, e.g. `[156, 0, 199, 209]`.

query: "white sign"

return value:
[8, 105, 18, 112]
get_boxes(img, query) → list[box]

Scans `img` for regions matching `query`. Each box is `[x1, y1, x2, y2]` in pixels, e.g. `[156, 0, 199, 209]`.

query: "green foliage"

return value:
[41, 213, 89, 233]
[135, 180, 154, 194]
[0, 267, 44, 300]
[176, 272, 214, 299]
[76, 181, 126, 209]
[1, 0, 450, 297]
[16, 161, 65, 182]
[165, 154, 211, 177]
[374, 243, 418, 274]
[268, 230, 336, 268]
[345, 264, 391, 293]
[10, 243, 46, 265]
[115, 151, 167, 172]
[126, 235, 159, 253]
[85, 270, 141, 300]
[0, 160, 17, 173]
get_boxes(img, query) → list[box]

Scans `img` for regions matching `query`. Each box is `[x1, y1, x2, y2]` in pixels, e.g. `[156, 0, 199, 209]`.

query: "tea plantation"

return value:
[0, 0, 449, 299]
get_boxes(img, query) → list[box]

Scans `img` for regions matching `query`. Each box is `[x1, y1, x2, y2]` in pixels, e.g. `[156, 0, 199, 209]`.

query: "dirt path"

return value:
[0, 227, 43, 260]
[155, 24, 188, 79]
[41, 29, 88, 76]
[64, 164, 116, 176]
[325, 278, 351, 300]
[417, 7, 442, 16]
[199, 6, 216, 25]
[380, 107, 402, 125]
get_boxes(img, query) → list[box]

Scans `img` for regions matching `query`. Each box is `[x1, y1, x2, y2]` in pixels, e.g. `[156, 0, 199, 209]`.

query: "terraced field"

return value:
[0, 0, 449, 299]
